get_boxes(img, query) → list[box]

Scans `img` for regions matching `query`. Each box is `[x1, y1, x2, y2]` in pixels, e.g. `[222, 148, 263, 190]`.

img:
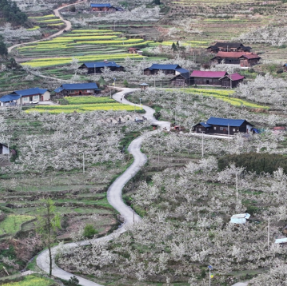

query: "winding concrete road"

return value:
[36, 88, 170, 285]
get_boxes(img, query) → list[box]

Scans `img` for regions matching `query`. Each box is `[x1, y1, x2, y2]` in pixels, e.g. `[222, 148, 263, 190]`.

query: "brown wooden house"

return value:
[193, 117, 253, 135]
[207, 42, 252, 53]
[211, 52, 261, 67]
[170, 68, 190, 87]
[220, 73, 245, 88]
[190, 70, 227, 86]
[54, 83, 100, 97]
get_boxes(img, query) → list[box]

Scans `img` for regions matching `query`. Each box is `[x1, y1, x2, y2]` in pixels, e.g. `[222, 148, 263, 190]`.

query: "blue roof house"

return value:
[54, 83, 100, 96]
[0, 87, 50, 106]
[144, 64, 189, 76]
[79, 61, 124, 74]
[193, 117, 253, 135]
[90, 3, 118, 11]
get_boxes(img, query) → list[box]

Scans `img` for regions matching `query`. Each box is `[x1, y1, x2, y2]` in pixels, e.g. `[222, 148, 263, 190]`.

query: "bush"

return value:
[69, 5, 76, 12]
[123, 79, 129, 87]
[218, 153, 287, 174]
[83, 224, 98, 238]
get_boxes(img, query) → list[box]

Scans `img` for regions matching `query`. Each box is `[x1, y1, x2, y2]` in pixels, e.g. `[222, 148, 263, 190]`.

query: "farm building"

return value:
[79, 61, 125, 74]
[0, 143, 10, 155]
[211, 52, 261, 67]
[193, 117, 253, 135]
[90, 3, 118, 12]
[0, 88, 50, 106]
[144, 64, 189, 76]
[170, 71, 191, 87]
[220, 73, 245, 88]
[190, 71, 227, 86]
[54, 83, 100, 97]
[127, 48, 143, 55]
[207, 42, 252, 53]
[189, 71, 244, 88]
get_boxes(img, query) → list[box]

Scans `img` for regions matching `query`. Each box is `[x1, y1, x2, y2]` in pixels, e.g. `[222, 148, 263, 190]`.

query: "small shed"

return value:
[275, 238, 287, 244]
[220, 73, 245, 88]
[139, 83, 149, 91]
[230, 213, 250, 224]
[0, 143, 10, 154]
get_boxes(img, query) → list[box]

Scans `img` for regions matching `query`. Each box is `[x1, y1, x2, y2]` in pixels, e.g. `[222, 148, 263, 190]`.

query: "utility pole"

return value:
[83, 153, 85, 173]
[201, 132, 204, 158]
[7, 142, 9, 160]
[268, 218, 270, 250]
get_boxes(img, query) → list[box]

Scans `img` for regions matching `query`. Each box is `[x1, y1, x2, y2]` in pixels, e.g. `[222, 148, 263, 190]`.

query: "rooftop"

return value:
[207, 117, 252, 127]
[147, 64, 181, 71]
[90, 3, 112, 8]
[191, 70, 227, 78]
[215, 52, 260, 59]
[54, 83, 99, 92]
[81, 61, 122, 69]
[14, 87, 48, 97]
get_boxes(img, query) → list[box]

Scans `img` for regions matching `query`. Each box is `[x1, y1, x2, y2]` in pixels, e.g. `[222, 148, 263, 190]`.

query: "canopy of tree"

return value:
[218, 152, 287, 174]
[0, 0, 27, 26]
[0, 41, 8, 58]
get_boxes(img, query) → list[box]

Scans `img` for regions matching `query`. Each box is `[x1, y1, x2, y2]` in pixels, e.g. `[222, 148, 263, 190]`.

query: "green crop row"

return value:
[26, 103, 143, 113]
[2, 275, 55, 286]
[0, 214, 34, 235]
[22, 53, 143, 67]
[64, 96, 115, 104]
[178, 88, 268, 109]
[29, 14, 55, 19]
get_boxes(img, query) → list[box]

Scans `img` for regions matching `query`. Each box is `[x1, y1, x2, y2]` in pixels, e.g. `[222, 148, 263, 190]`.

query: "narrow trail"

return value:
[8, 1, 84, 54]
[36, 88, 170, 285]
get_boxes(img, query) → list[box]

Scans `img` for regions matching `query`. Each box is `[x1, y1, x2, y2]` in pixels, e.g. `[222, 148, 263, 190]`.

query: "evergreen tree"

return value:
[0, 41, 8, 58]
[0, 0, 28, 26]
[154, 0, 161, 4]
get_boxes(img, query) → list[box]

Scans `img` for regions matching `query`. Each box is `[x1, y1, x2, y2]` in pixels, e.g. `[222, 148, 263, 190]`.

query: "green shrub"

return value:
[218, 153, 287, 174]
[123, 80, 129, 87]
[83, 224, 98, 238]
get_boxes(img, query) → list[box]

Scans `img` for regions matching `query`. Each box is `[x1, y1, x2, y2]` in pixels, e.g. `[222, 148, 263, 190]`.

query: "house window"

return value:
[220, 127, 223, 131]
[33, 95, 39, 102]
[214, 127, 216, 130]
[233, 128, 236, 132]
[23, 97, 29, 103]
[198, 128, 201, 131]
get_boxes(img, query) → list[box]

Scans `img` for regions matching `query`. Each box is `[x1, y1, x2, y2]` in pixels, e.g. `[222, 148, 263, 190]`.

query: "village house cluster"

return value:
[0, 41, 260, 106]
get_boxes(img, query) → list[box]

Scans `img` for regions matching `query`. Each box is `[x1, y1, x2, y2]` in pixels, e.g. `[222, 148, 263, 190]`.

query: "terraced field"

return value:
[18, 29, 148, 68]
[24, 96, 144, 113]
[167, 88, 269, 109]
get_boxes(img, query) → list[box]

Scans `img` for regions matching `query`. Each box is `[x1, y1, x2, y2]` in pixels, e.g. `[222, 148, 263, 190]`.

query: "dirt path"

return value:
[8, 1, 84, 54]
[36, 88, 170, 285]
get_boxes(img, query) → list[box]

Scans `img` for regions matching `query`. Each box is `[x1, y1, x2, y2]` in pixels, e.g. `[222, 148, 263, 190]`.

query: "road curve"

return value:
[36, 88, 170, 285]
[8, 1, 84, 54]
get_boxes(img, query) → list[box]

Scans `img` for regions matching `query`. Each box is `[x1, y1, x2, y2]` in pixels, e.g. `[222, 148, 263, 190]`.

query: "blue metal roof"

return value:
[0, 94, 21, 102]
[90, 3, 112, 7]
[54, 83, 99, 92]
[207, 117, 250, 127]
[14, 87, 48, 97]
[148, 64, 181, 71]
[200, 122, 211, 128]
[82, 61, 122, 69]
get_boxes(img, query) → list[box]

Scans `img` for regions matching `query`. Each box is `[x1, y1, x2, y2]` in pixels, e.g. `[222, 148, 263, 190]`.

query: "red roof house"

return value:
[190, 71, 244, 88]
[211, 52, 261, 67]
